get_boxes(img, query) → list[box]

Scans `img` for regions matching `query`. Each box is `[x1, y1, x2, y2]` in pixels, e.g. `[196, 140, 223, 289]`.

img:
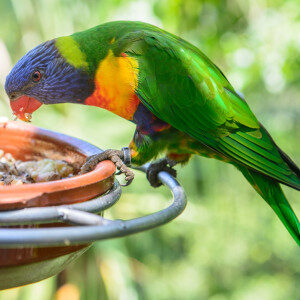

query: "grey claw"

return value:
[121, 177, 134, 187]
[80, 149, 134, 186]
[146, 159, 177, 187]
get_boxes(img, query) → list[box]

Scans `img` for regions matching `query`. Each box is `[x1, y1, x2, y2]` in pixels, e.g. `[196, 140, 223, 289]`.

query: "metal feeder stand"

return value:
[0, 164, 186, 289]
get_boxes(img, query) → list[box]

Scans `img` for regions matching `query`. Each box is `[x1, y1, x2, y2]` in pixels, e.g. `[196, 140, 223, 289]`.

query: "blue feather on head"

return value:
[5, 40, 94, 120]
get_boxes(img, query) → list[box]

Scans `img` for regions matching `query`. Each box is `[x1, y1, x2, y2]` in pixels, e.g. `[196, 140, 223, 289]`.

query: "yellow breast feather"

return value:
[85, 50, 140, 120]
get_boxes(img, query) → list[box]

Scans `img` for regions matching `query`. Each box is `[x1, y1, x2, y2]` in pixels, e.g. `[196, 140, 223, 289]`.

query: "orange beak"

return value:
[10, 96, 42, 122]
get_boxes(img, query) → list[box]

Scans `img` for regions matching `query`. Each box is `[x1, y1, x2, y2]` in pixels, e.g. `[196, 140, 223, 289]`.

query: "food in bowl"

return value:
[0, 149, 74, 186]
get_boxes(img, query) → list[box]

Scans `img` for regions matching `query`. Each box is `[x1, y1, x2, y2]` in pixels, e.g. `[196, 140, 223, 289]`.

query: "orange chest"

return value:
[85, 50, 140, 120]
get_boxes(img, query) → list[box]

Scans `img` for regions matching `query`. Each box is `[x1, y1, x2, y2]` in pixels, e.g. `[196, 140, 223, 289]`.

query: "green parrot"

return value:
[5, 21, 300, 245]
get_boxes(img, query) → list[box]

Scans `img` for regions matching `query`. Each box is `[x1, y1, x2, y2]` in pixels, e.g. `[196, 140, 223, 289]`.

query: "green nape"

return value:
[55, 36, 88, 70]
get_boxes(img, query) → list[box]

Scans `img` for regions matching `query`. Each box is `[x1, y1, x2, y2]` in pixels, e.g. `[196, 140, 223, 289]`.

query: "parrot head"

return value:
[5, 40, 94, 121]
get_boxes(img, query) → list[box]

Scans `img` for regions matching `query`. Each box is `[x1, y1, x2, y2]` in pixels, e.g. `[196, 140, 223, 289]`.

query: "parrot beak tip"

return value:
[10, 95, 42, 122]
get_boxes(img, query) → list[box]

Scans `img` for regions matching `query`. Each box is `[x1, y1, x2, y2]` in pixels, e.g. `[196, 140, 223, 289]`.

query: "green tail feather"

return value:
[237, 164, 300, 246]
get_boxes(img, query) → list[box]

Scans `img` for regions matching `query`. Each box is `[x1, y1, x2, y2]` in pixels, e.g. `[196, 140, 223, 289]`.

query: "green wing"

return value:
[113, 29, 300, 189]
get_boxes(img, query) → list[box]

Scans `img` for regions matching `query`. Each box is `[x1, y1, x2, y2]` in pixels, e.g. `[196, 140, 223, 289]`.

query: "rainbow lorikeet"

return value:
[5, 21, 300, 245]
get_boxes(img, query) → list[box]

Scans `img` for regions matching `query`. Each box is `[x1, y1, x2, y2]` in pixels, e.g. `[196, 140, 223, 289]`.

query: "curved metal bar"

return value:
[0, 181, 121, 226]
[0, 167, 186, 248]
[55, 208, 105, 226]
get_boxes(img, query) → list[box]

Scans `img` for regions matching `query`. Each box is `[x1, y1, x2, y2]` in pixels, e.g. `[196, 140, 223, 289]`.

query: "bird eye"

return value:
[31, 70, 41, 82]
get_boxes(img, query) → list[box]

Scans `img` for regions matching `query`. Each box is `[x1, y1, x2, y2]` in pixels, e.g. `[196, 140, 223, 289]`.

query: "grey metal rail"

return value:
[0, 165, 187, 248]
[0, 181, 121, 226]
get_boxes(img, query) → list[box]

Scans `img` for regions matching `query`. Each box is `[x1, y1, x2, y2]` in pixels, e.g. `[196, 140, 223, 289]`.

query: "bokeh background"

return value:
[0, 0, 299, 299]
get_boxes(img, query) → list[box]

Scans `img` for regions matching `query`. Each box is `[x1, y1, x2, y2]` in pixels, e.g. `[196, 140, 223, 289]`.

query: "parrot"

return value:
[5, 21, 300, 245]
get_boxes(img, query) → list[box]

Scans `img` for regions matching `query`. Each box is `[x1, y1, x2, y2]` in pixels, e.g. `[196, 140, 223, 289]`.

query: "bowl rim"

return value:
[0, 121, 116, 195]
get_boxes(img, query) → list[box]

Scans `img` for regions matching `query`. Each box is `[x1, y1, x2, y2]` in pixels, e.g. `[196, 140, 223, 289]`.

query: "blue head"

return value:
[5, 40, 94, 120]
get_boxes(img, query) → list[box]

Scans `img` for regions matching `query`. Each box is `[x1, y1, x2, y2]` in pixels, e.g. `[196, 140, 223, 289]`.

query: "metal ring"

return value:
[121, 147, 131, 166]
[0, 164, 186, 247]
[0, 181, 121, 226]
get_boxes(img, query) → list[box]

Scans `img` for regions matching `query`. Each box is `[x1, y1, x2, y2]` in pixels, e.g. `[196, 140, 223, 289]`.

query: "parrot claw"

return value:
[146, 158, 177, 188]
[79, 148, 134, 186]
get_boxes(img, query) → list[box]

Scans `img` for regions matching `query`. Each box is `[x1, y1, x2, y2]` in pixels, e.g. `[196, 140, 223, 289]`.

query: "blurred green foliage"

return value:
[0, 0, 299, 299]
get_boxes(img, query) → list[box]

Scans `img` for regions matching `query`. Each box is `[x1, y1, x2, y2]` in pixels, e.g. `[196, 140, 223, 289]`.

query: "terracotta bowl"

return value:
[0, 121, 115, 209]
[0, 121, 116, 289]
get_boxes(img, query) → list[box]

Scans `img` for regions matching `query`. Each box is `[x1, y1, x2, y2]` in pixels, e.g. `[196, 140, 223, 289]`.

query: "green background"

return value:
[0, 0, 299, 299]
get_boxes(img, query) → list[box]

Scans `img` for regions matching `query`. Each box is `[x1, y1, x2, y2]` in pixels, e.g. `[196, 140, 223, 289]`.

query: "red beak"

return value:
[10, 96, 42, 122]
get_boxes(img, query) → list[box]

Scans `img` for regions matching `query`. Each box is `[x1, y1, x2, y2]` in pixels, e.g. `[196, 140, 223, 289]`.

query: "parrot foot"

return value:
[79, 148, 134, 186]
[146, 158, 177, 188]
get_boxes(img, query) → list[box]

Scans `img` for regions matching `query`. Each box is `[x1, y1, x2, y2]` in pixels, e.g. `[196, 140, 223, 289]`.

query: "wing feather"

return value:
[112, 29, 300, 188]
